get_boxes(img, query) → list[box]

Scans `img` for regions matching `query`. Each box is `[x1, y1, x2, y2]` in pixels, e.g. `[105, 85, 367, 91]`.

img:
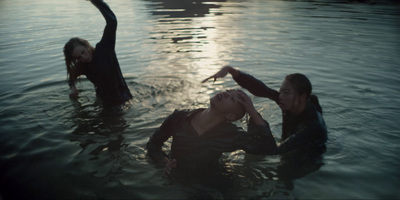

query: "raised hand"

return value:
[237, 90, 256, 114]
[201, 66, 233, 83]
[237, 90, 266, 126]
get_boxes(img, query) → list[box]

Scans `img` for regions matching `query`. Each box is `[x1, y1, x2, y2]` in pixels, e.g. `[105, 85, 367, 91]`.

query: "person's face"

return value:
[210, 90, 242, 115]
[72, 45, 92, 63]
[279, 80, 299, 112]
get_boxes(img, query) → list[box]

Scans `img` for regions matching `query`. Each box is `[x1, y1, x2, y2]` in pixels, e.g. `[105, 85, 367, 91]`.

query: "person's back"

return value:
[280, 101, 327, 153]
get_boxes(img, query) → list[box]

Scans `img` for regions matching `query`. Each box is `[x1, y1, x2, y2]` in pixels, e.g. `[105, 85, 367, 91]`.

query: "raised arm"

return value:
[233, 69, 279, 103]
[234, 91, 278, 154]
[90, 0, 117, 48]
[234, 116, 277, 155]
[203, 66, 280, 103]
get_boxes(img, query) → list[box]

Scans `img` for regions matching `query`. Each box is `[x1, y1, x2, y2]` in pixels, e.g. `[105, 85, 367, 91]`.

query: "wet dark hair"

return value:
[63, 37, 94, 82]
[285, 73, 323, 113]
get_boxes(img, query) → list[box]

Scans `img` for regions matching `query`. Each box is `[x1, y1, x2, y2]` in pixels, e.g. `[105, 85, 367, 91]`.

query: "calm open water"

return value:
[1, 0, 399, 199]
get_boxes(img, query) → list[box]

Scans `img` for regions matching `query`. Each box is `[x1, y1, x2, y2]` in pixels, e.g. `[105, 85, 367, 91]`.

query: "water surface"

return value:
[0, 0, 399, 199]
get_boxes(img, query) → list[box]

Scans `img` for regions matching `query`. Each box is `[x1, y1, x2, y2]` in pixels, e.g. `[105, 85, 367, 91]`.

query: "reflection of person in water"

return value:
[147, 0, 220, 18]
[203, 66, 327, 155]
[63, 0, 132, 106]
[69, 100, 128, 155]
[146, 89, 275, 176]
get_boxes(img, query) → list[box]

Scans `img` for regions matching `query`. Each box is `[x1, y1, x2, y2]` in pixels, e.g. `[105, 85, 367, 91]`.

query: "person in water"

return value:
[202, 66, 327, 155]
[146, 89, 275, 176]
[63, 0, 132, 105]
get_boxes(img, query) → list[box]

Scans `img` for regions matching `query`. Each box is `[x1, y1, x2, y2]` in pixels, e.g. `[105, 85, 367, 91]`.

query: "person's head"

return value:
[210, 89, 246, 122]
[279, 73, 312, 114]
[63, 37, 94, 78]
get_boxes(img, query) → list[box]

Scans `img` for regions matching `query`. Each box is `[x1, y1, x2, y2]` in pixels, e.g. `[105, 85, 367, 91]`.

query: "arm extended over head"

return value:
[89, 0, 117, 48]
[203, 66, 280, 104]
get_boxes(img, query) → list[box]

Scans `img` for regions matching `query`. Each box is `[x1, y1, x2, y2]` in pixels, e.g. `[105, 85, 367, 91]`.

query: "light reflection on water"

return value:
[0, 0, 400, 199]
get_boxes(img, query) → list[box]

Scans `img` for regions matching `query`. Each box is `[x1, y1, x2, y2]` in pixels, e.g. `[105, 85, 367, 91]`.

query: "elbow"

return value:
[261, 138, 279, 155]
[112, 17, 118, 27]
[146, 139, 157, 154]
[146, 141, 153, 155]
[146, 142, 158, 160]
[146, 139, 165, 162]
[264, 145, 279, 155]
[108, 19, 117, 30]
[105, 14, 117, 29]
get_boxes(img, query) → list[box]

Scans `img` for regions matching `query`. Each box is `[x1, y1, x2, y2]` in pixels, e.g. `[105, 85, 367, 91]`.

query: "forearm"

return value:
[248, 110, 266, 126]
[68, 78, 76, 88]
[243, 121, 278, 155]
[68, 77, 79, 96]
[146, 138, 168, 163]
[275, 125, 320, 154]
[233, 71, 279, 102]
[275, 135, 303, 154]
[70, 84, 77, 92]
[90, 0, 117, 25]
[147, 111, 181, 163]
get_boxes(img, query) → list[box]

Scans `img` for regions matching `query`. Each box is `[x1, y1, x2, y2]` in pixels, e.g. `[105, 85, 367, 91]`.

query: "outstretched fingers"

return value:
[201, 76, 213, 83]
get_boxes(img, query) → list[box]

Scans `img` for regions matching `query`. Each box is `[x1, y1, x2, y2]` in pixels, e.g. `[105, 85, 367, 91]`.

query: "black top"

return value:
[83, 0, 132, 105]
[233, 71, 327, 154]
[147, 109, 276, 171]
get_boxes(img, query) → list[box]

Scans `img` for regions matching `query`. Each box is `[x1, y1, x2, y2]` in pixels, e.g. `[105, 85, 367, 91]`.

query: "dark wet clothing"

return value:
[70, 0, 132, 105]
[233, 71, 327, 155]
[146, 109, 275, 171]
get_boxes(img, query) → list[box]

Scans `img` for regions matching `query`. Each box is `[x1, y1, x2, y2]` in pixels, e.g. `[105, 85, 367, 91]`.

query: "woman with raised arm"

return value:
[203, 66, 327, 155]
[147, 89, 275, 176]
[63, 0, 132, 105]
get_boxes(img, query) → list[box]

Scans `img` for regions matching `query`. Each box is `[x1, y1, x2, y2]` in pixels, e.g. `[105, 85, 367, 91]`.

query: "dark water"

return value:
[1, 0, 400, 199]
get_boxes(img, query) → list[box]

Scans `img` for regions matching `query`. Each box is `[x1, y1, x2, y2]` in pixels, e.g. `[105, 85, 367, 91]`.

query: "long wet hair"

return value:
[285, 73, 323, 114]
[63, 37, 95, 83]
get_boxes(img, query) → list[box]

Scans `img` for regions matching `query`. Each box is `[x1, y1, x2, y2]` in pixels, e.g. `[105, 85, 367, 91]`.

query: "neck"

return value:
[191, 107, 226, 135]
[291, 101, 307, 115]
